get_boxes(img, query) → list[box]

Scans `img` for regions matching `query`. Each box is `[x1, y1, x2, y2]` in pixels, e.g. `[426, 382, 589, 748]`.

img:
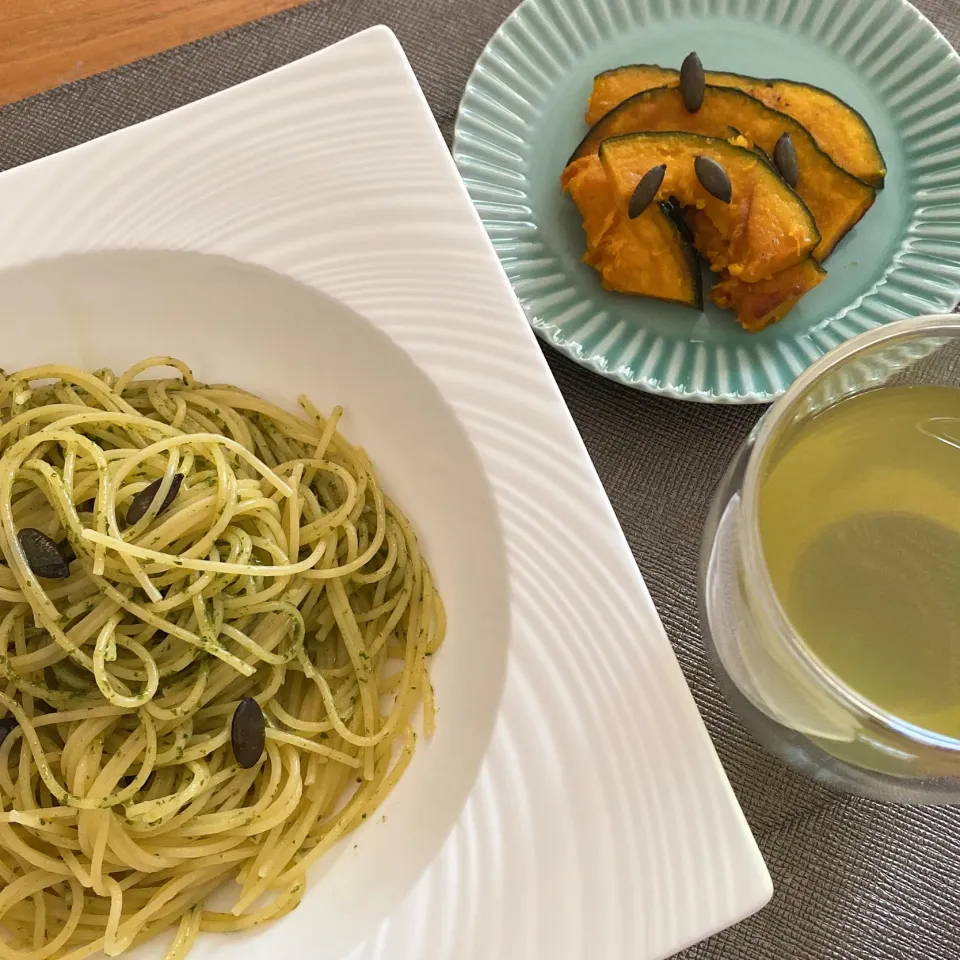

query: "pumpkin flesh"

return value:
[710, 257, 827, 332]
[573, 85, 875, 262]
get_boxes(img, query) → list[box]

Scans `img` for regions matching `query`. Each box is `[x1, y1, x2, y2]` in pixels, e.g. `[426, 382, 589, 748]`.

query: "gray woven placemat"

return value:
[2, 1, 959, 957]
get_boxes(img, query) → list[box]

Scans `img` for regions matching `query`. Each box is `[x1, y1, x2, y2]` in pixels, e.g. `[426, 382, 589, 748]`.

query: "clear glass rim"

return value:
[740, 313, 960, 753]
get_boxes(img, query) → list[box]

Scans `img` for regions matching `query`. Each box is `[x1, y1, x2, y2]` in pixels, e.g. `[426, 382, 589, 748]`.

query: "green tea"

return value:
[758, 385, 960, 739]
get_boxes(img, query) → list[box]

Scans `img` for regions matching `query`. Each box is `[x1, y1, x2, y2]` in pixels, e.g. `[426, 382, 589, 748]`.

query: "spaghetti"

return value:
[0, 358, 443, 960]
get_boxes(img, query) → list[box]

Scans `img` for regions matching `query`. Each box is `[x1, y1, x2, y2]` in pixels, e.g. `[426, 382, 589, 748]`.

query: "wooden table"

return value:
[0, 0, 309, 107]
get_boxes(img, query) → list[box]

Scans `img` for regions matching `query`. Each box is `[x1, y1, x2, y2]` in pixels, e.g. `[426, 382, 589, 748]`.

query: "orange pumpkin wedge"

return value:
[561, 155, 703, 308]
[710, 258, 827, 332]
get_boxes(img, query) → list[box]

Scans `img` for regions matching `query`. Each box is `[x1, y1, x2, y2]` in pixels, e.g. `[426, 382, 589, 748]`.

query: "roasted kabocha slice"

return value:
[561, 154, 703, 308]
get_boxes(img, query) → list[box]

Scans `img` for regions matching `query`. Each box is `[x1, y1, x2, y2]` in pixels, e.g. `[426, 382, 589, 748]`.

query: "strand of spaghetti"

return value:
[144, 664, 208, 722]
[5, 367, 139, 416]
[29, 705, 126, 727]
[0, 807, 77, 826]
[264, 729, 361, 767]
[200, 880, 304, 932]
[80, 530, 327, 577]
[93, 620, 160, 709]
[88, 813, 111, 896]
[198, 391, 321, 445]
[113, 358, 195, 397]
[101, 878, 125, 959]
[107, 434, 292, 498]
[308, 403, 342, 461]
[10, 598, 121, 675]
[420, 664, 437, 737]
[118, 453, 183, 599]
[177, 394, 253, 451]
[327, 576, 377, 778]
[0, 820, 72, 877]
[126, 768, 254, 840]
[124, 762, 211, 823]
[164, 904, 202, 960]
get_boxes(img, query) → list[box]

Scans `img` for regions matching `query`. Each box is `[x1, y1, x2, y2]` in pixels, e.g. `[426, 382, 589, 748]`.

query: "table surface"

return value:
[0, 0, 307, 106]
[2, 1, 960, 958]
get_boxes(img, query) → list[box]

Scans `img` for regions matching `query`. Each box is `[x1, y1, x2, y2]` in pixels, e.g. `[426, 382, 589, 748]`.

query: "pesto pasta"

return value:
[0, 358, 443, 960]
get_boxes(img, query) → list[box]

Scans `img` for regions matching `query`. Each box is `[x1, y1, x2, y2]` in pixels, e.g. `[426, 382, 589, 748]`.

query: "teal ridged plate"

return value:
[453, 0, 960, 402]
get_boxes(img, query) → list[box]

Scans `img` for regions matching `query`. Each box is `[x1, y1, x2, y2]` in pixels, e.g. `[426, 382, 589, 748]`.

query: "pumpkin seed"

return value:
[231, 697, 266, 769]
[126, 473, 184, 526]
[0, 716, 16, 747]
[774, 132, 799, 188]
[628, 164, 667, 218]
[679, 52, 705, 113]
[694, 155, 732, 203]
[17, 528, 71, 579]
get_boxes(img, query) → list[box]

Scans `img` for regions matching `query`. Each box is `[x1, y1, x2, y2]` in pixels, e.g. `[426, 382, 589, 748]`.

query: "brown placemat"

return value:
[2, 2, 959, 957]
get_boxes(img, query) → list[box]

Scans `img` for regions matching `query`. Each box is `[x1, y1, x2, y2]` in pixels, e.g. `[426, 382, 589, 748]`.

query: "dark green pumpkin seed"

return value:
[628, 164, 667, 218]
[231, 697, 266, 769]
[773, 132, 799, 188]
[0, 716, 16, 746]
[694, 155, 732, 203]
[17, 528, 70, 579]
[679, 52, 705, 113]
[126, 473, 184, 526]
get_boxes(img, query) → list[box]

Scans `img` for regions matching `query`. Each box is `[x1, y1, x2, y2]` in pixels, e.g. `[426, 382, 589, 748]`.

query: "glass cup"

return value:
[700, 313, 960, 803]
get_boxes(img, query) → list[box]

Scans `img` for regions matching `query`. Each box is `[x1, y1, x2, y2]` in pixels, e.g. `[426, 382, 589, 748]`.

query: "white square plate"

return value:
[0, 26, 770, 960]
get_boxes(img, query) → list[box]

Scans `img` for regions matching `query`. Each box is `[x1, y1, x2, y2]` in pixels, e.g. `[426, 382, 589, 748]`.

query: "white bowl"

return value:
[0, 249, 509, 958]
